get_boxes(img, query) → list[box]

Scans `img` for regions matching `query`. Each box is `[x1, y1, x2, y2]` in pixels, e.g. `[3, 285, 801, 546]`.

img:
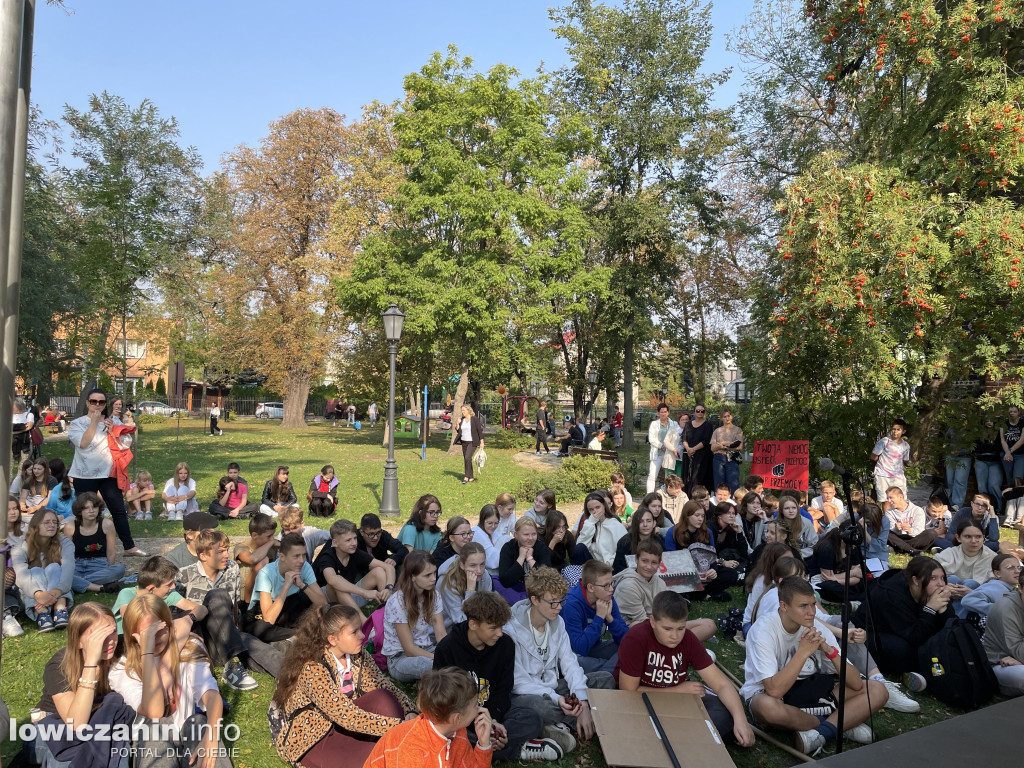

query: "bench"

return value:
[568, 446, 620, 462]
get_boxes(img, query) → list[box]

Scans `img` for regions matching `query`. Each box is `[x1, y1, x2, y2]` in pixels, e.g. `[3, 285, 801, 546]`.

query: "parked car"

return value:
[136, 401, 178, 417]
[256, 402, 284, 419]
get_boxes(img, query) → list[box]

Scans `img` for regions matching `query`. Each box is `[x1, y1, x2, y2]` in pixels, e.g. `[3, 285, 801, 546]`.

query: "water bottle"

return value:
[931, 656, 945, 676]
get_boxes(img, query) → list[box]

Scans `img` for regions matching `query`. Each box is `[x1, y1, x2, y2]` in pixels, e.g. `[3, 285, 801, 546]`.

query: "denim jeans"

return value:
[387, 644, 436, 682]
[713, 453, 741, 494]
[976, 459, 1005, 514]
[947, 576, 981, 619]
[1005, 454, 1024, 485]
[25, 564, 73, 620]
[576, 638, 618, 676]
[945, 455, 971, 510]
[71, 558, 125, 593]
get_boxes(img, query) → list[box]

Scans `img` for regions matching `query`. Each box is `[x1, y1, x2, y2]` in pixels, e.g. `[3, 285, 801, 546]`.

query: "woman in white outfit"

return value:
[646, 403, 678, 493]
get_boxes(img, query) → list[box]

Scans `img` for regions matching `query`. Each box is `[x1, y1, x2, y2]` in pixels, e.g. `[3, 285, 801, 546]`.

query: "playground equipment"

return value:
[501, 395, 544, 433]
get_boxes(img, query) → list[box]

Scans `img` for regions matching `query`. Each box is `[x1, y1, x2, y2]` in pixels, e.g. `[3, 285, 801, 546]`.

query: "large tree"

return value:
[338, 48, 589, 447]
[737, 0, 1024, 473]
[221, 108, 350, 428]
[62, 92, 201, 411]
[551, 0, 733, 447]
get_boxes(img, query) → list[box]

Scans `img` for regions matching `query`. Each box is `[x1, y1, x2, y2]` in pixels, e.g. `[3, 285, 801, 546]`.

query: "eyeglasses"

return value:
[424, 509, 440, 516]
[360, 529, 383, 539]
[592, 581, 614, 591]
[450, 531, 473, 539]
[539, 597, 567, 608]
[88, 399, 106, 405]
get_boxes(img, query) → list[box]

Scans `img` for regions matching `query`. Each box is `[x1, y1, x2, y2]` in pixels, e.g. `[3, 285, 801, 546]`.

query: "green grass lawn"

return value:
[0, 419, 1015, 767]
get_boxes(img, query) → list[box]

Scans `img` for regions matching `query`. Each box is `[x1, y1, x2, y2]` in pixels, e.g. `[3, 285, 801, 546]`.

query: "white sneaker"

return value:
[2, 613, 23, 637]
[519, 738, 563, 761]
[542, 723, 576, 754]
[843, 723, 874, 744]
[144, 511, 152, 521]
[795, 729, 825, 756]
[218, 429, 223, 436]
[883, 679, 921, 713]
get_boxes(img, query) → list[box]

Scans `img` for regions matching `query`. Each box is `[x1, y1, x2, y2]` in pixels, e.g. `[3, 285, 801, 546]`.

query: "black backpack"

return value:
[917, 619, 998, 708]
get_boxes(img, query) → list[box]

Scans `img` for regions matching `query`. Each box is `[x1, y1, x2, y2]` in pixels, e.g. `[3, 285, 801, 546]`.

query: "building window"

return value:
[114, 378, 144, 395]
[118, 339, 147, 359]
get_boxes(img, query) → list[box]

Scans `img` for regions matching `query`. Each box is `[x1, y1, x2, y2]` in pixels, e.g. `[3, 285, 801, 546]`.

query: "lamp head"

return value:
[382, 304, 405, 342]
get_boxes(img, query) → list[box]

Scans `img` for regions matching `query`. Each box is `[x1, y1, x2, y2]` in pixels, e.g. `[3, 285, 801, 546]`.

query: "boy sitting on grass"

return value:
[615, 591, 754, 746]
[112, 555, 199, 635]
[433, 591, 560, 762]
[235, 512, 279, 606]
[365, 666, 494, 768]
[312, 519, 395, 608]
[245, 532, 326, 643]
[280, 507, 331, 563]
[164, 511, 220, 569]
[740, 576, 888, 756]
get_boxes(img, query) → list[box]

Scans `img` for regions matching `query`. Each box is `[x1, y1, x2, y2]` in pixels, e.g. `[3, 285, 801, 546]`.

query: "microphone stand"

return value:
[833, 469, 859, 754]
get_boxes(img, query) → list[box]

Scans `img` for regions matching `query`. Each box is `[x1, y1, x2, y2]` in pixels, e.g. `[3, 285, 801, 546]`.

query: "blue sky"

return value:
[32, 0, 755, 172]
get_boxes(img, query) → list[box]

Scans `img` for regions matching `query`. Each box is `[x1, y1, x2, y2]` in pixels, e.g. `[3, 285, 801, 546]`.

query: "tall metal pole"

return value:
[0, 0, 34, 743]
[380, 341, 399, 515]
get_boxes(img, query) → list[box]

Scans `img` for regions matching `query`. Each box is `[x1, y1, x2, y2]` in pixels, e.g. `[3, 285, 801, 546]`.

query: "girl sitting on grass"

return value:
[381, 550, 447, 682]
[124, 469, 155, 521]
[270, 604, 417, 768]
[63, 491, 125, 594]
[11, 508, 74, 632]
[111, 593, 232, 767]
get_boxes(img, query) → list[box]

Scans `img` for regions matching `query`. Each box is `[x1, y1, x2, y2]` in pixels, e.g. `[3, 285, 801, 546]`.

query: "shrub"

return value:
[515, 470, 582, 503]
[558, 455, 615, 496]
[155, 377, 166, 396]
[135, 413, 167, 425]
[487, 429, 536, 451]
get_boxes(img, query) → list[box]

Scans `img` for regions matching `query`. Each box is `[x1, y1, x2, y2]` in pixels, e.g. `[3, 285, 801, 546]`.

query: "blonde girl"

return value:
[161, 462, 198, 521]
[125, 469, 156, 520]
[438, 542, 491, 629]
[111, 593, 232, 767]
[11, 508, 74, 631]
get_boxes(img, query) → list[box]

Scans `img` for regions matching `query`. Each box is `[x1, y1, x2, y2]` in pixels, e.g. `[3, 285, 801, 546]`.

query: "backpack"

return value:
[361, 607, 388, 671]
[917, 619, 997, 708]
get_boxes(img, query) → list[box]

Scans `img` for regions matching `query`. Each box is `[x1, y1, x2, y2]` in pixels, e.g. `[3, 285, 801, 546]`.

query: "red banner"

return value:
[750, 440, 810, 491]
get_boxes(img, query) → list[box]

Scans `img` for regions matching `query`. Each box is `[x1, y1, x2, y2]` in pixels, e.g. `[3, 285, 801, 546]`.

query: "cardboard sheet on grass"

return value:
[588, 689, 734, 768]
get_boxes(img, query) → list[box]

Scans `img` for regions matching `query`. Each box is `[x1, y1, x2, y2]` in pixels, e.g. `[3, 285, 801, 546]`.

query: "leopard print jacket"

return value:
[274, 648, 417, 764]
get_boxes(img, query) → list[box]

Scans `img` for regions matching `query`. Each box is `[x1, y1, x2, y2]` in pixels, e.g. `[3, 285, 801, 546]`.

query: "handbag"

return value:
[30, 426, 43, 447]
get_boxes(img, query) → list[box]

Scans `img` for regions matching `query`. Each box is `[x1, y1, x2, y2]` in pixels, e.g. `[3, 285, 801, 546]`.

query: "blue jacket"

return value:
[561, 581, 628, 656]
[664, 525, 716, 552]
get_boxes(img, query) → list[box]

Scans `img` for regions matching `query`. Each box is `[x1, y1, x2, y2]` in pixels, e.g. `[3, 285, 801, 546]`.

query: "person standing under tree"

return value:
[871, 418, 911, 505]
[369, 401, 378, 427]
[535, 402, 550, 455]
[347, 403, 357, 426]
[646, 404, 676, 493]
[683, 404, 714, 494]
[711, 408, 744, 494]
[209, 403, 222, 436]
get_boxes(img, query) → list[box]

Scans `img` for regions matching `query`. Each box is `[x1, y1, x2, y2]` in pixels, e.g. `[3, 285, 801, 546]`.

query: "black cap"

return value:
[182, 511, 219, 532]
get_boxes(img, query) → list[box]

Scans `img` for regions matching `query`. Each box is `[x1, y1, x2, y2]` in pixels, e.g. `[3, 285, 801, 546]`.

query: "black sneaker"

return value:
[519, 738, 563, 761]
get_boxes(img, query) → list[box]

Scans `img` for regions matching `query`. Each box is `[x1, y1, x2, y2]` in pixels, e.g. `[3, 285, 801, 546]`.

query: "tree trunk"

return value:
[446, 352, 471, 454]
[605, 385, 616, 420]
[382, 420, 390, 448]
[75, 316, 115, 415]
[408, 387, 416, 415]
[622, 337, 636, 450]
[281, 371, 310, 429]
[200, 367, 209, 432]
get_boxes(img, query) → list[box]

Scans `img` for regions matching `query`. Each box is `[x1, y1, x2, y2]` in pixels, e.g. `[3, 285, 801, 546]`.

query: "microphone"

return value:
[819, 457, 853, 477]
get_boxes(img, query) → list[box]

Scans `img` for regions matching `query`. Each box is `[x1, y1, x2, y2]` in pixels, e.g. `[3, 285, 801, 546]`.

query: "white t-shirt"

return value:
[12, 411, 33, 429]
[811, 496, 845, 516]
[461, 419, 473, 443]
[494, 513, 517, 540]
[873, 437, 910, 478]
[108, 655, 218, 731]
[67, 415, 121, 479]
[381, 589, 440, 657]
[740, 611, 834, 700]
[162, 477, 199, 513]
[210, 406, 221, 418]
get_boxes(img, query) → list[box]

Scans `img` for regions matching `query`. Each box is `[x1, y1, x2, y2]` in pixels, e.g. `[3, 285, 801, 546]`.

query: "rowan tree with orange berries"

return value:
[737, 0, 1024, 475]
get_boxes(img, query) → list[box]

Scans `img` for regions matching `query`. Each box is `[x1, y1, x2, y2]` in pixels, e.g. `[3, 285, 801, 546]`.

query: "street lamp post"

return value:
[380, 304, 405, 516]
[587, 369, 598, 421]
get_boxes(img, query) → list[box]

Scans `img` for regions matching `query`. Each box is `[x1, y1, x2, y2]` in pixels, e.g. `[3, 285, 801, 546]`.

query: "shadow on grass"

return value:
[362, 483, 382, 505]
